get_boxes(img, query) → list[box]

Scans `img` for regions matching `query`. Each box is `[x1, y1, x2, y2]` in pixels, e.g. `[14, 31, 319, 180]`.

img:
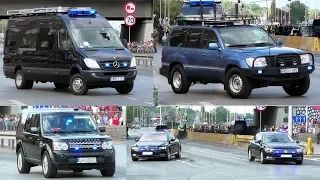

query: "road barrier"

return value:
[172, 129, 253, 146]
[273, 36, 320, 53]
[133, 53, 153, 68]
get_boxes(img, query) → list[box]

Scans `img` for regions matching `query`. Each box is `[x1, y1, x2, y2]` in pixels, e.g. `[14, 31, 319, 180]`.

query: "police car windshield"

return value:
[218, 26, 277, 48]
[42, 112, 97, 133]
[262, 133, 294, 143]
[181, 5, 222, 15]
[71, 27, 124, 49]
[139, 134, 167, 142]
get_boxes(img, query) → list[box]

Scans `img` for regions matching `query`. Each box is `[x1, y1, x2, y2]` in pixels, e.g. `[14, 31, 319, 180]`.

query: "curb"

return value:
[305, 154, 320, 158]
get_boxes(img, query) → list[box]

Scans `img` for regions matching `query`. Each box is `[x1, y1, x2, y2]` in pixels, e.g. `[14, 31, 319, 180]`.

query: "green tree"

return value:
[288, 1, 308, 24]
[126, 106, 134, 124]
[248, 3, 264, 17]
[212, 106, 229, 122]
[221, 0, 234, 15]
[153, 0, 183, 25]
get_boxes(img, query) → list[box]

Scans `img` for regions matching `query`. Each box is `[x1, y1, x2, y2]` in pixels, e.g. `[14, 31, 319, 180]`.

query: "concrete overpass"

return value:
[0, 0, 153, 41]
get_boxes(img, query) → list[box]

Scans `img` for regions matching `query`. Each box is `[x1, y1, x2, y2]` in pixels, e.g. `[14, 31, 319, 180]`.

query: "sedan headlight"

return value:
[102, 141, 113, 150]
[300, 54, 313, 64]
[264, 148, 273, 153]
[130, 57, 136, 68]
[52, 142, 68, 151]
[131, 146, 138, 151]
[84, 58, 100, 69]
[246, 57, 267, 68]
[296, 148, 303, 153]
[158, 146, 167, 150]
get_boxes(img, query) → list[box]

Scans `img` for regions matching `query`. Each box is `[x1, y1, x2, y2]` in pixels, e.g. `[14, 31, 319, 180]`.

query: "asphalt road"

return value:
[127, 128, 320, 180]
[0, 143, 126, 180]
[0, 56, 153, 106]
[153, 46, 320, 105]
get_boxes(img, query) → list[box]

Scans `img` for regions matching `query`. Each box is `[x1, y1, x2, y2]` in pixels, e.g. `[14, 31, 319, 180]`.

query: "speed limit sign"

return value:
[256, 106, 267, 111]
[124, 15, 136, 26]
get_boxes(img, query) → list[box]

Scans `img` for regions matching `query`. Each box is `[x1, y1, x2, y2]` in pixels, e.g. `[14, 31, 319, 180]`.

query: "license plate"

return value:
[280, 154, 292, 158]
[142, 152, 153, 155]
[77, 157, 97, 163]
[280, 68, 298, 74]
[110, 77, 125, 82]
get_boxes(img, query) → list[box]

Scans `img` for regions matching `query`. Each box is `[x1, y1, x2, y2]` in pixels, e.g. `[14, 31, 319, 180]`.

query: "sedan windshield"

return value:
[42, 112, 97, 133]
[139, 134, 167, 142]
[218, 26, 277, 48]
[263, 133, 294, 143]
[71, 27, 123, 48]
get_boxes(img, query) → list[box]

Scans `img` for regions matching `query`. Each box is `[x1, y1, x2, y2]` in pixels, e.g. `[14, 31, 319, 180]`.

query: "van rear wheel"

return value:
[70, 74, 88, 95]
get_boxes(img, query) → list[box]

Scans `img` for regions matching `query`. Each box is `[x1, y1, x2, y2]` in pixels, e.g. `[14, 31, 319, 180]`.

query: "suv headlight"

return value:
[84, 58, 100, 69]
[264, 148, 273, 153]
[52, 142, 68, 151]
[300, 54, 312, 64]
[130, 57, 136, 68]
[102, 141, 113, 150]
[246, 57, 267, 68]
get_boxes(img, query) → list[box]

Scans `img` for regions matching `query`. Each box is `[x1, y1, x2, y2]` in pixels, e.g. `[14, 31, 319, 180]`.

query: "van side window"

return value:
[185, 28, 202, 49]
[6, 28, 20, 50]
[58, 28, 70, 49]
[169, 28, 188, 47]
[37, 28, 56, 51]
[202, 30, 218, 48]
[19, 27, 38, 49]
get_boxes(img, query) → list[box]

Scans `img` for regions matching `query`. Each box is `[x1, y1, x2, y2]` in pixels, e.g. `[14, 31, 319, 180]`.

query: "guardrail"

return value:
[0, 132, 16, 150]
[132, 53, 153, 68]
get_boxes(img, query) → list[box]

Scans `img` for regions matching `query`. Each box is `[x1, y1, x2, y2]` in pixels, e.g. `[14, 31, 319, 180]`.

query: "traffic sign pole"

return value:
[260, 111, 262, 132]
[129, 26, 131, 50]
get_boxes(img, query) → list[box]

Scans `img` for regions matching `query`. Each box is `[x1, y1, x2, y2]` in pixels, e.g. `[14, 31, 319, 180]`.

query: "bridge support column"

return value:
[288, 106, 293, 137]
[138, 20, 153, 41]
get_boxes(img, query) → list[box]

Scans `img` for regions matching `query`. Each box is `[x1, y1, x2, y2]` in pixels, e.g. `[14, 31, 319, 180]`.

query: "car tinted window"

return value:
[37, 28, 56, 51]
[24, 114, 39, 133]
[263, 133, 293, 143]
[19, 27, 38, 50]
[140, 133, 167, 142]
[29, 114, 40, 133]
[202, 29, 218, 48]
[186, 28, 202, 48]
[169, 28, 188, 47]
[5, 28, 20, 50]
[58, 28, 71, 49]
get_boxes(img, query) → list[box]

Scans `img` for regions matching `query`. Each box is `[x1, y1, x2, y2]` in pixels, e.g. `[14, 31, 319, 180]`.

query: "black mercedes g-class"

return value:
[16, 108, 115, 178]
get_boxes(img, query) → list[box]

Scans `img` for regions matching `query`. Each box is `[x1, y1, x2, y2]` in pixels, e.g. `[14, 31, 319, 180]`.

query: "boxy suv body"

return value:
[3, 7, 137, 95]
[16, 108, 115, 178]
[160, 23, 315, 98]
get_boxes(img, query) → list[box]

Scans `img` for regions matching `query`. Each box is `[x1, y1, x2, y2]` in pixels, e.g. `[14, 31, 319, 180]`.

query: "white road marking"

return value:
[188, 147, 248, 161]
[315, 66, 320, 69]
[144, 102, 153, 105]
[9, 100, 27, 106]
[1, 167, 7, 169]
[304, 158, 320, 161]
[198, 102, 214, 106]
[176, 160, 206, 169]
[126, 97, 138, 101]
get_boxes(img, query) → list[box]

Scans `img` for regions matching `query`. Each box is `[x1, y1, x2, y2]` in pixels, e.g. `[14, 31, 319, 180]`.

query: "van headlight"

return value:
[84, 58, 100, 69]
[246, 57, 267, 68]
[300, 54, 312, 64]
[102, 141, 113, 150]
[52, 142, 68, 151]
[130, 57, 136, 68]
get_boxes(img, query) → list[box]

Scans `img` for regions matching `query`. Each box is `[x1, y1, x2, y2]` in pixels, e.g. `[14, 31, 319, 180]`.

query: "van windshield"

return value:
[70, 27, 124, 48]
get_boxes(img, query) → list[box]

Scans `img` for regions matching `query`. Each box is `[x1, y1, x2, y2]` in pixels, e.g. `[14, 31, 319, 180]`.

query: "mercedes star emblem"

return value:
[113, 61, 120, 68]
[280, 61, 285, 66]
[145, 146, 149, 149]
[284, 150, 288, 153]
[293, 60, 298, 66]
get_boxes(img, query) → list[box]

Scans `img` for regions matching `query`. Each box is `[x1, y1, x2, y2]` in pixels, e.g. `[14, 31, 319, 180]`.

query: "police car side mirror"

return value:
[209, 43, 221, 51]
[135, 138, 139, 142]
[30, 127, 39, 133]
[98, 126, 106, 132]
[122, 39, 128, 48]
[276, 38, 283, 46]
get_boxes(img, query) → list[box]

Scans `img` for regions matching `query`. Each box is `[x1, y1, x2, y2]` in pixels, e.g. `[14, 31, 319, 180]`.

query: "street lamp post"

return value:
[168, 0, 171, 25]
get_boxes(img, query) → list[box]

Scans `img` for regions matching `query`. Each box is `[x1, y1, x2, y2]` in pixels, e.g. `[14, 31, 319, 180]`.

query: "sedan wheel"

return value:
[248, 149, 255, 162]
[166, 149, 171, 161]
[260, 151, 266, 164]
[175, 147, 181, 158]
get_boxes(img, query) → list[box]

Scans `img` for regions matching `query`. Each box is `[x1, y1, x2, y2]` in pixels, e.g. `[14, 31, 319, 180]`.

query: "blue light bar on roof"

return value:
[68, 8, 97, 16]
[189, 0, 216, 6]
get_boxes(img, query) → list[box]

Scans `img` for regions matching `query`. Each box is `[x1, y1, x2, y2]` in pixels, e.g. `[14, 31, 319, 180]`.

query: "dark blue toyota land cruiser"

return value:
[159, 24, 315, 99]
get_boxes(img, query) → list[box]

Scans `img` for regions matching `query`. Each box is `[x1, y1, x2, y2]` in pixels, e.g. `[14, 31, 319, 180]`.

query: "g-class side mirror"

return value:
[99, 126, 106, 132]
[30, 127, 39, 133]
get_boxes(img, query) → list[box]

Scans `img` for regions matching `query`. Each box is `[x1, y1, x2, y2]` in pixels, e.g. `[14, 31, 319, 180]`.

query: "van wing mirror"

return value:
[30, 127, 38, 133]
[62, 40, 72, 51]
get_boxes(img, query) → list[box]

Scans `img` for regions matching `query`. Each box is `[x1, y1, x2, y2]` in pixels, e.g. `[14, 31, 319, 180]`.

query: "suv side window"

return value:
[25, 113, 40, 133]
[169, 28, 188, 47]
[37, 28, 56, 51]
[185, 28, 202, 49]
[58, 28, 70, 49]
[202, 29, 218, 48]
[24, 114, 34, 133]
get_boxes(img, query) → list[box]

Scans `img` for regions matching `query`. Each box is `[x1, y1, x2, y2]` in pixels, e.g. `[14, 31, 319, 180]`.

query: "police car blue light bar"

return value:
[189, 0, 221, 6]
[68, 8, 97, 16]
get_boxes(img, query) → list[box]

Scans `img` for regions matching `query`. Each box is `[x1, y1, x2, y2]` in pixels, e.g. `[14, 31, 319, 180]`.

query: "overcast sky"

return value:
[244, 0, 319, 8]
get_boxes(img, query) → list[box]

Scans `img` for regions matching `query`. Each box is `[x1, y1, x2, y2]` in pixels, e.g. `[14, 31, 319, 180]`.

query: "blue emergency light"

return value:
[189, 0, 216, 6]
[68, 8, 97, 16]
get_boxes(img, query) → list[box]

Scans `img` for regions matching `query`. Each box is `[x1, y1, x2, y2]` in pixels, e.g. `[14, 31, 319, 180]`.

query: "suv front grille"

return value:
[265, 54, 301, 68]
[68, 139, 102, 149]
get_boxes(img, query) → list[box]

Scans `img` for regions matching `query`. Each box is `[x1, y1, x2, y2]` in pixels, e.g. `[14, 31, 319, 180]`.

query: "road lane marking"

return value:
[9, 100, 27, 106]
[144, 102, 153, 105]
[304, 158, 320, 161]
[176, 160, 205, 169]
[187, 147, 247, 161]
[126, 97, 138, 101]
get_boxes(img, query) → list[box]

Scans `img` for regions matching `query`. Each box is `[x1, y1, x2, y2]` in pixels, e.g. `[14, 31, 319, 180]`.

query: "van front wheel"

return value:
[70, 74, 88, 95]
[15, 70, 33, 89]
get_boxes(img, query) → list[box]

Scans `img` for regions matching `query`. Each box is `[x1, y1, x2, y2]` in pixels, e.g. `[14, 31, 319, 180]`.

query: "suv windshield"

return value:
[218, 26, 277, 48]
[42, 112, 97, 133]
[71, 27, 124, 48]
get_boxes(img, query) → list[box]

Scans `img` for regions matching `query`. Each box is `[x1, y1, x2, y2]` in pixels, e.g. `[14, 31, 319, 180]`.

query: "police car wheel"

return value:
[100, 162, 115, 177]
[15, 70, 31, 89]
[283, 75, 310, 96]
[166, 149, 171, 161]
[17, 148, 31, 174]
[70, 74, 88, 95]
[42, 151, 57, 178]
[260, 151, 266, 164]
[248, 149, 255, 162]
[170, 65, 191, 94]
[225, 67, 252, 99]
[54, 82, 69, 89]
[175, 147, 181, 158]
[115, 83, 134, 94]
[132, 156, 138, 161]
[295, 160, 303, 165]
